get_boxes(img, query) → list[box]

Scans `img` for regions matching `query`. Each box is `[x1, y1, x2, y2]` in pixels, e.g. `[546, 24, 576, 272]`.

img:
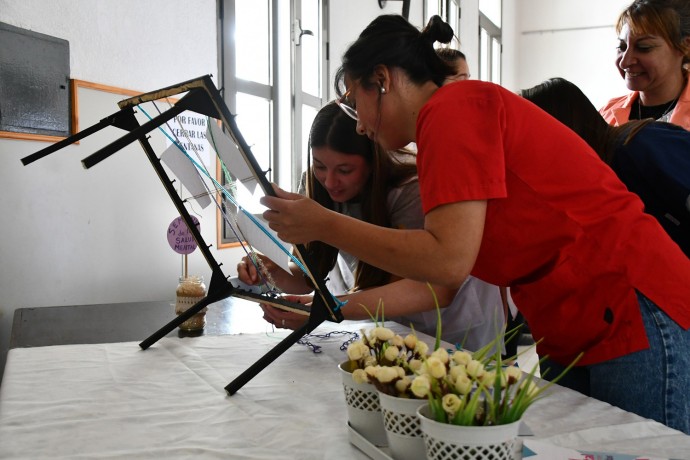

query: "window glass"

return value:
[479, 0, 501, 28]
[300, 0, 320, 97]
[491, 37, 501, 83]
[235, 0, 270, 84]
[235, 92, 272, 213]
[480, 28, 490, 82]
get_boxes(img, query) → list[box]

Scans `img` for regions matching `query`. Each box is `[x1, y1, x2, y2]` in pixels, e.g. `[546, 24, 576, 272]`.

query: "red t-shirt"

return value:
[416, 81, 690, 365]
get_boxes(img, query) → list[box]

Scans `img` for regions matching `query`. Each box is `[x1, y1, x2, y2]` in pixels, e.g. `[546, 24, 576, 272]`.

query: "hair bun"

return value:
[421, 15, 454, 45]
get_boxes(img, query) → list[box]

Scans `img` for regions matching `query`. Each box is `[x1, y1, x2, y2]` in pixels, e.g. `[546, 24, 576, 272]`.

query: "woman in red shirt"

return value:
[261, 15, 690, 434]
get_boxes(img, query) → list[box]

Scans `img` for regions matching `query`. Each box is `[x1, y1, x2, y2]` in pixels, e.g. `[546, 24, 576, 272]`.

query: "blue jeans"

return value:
[540, 292, 690, 434]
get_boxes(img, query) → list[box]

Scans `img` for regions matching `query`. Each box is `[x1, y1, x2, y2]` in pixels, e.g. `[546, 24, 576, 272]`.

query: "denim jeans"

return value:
[540, 292, 690, 434]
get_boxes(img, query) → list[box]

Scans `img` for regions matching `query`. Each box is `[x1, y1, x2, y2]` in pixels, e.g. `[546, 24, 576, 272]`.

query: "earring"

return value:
[380, 86, 387, 94]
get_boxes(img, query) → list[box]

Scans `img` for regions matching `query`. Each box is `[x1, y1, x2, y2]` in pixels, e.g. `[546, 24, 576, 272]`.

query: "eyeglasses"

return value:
[336, 89, 358, 121]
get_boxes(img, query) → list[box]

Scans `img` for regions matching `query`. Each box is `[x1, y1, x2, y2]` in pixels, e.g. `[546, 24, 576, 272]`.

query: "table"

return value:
[1, 320, 690, 459]
[9, 298, 268, 349]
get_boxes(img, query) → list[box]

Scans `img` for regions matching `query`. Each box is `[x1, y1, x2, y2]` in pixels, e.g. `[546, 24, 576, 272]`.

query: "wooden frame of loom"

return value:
[20, 75, 344, 395]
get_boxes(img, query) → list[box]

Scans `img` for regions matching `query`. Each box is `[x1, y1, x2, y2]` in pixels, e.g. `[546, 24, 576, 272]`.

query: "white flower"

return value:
[409, 359, 423, 372]
[431, 347, 449, 364]
[374, 327, 395, 342]
[449, 364, 468, 381]
[384, 345, 400, 362]
[410, 375, 431, 398]
[391, 335, 405, 348]
[454, 374, 473, 395]
[415, 340, 429, 356]
[425, 357, 447, 379]
[395, 376, 412, 394]
[352, 368, 369, 384]
[364, 365, 378, 378]
[480, 370, 496, 387]
[346, 341, 369, 362]
[375, 366, 399, 384]
[442, 393, 462, 416]
[363, 356, 378, 368]
[466, 359, 484, 379]
[505, 366, 522, 386]
[395, 366, 406, 378]
[403, 334, 418, 350]
[451, 350, 472, 366]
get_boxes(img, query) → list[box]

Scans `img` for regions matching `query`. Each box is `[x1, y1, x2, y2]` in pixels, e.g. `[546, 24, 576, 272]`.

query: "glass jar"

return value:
[175, 275, 207, 331]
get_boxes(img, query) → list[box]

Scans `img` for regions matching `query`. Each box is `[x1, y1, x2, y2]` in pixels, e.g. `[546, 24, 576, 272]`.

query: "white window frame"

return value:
[217, 0, 326, 247]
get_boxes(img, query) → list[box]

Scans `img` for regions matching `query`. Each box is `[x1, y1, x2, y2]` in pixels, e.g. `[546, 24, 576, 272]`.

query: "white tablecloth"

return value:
[1, 321, 689, 459]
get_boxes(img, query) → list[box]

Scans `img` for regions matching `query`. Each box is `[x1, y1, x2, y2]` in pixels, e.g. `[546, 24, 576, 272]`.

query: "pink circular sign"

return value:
[167, 216, 200, 254]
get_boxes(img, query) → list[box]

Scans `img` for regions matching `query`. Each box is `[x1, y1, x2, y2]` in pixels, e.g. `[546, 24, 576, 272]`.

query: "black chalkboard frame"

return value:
[0, 22, 70, 141]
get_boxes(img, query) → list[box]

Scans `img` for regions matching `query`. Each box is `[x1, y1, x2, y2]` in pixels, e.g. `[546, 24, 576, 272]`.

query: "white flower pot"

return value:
[417, 403, 522, 460]
[378, 391, 427, 460]
[338, 361, 387, 447]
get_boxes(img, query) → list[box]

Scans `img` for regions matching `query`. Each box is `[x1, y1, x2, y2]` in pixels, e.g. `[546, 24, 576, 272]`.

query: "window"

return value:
[479, 0, 501, 84]
[218, 0, 325, 246]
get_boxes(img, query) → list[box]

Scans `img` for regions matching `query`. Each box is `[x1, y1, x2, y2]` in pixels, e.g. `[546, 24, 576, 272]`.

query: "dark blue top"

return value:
[612, 122, 690, 257]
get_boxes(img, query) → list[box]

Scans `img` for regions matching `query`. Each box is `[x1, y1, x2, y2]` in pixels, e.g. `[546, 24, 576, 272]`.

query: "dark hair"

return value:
[304, 102, 417, 290]
[436, 48, 466, 63]
[520, 77, 654, 164]
[335, 15, 455, 96]
[617, 0, 690, 67]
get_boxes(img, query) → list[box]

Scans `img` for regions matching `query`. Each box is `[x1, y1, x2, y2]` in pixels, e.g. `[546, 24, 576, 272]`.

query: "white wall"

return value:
[0, 0, 230, 381]
[507, 0, 631, 108]
[0, 0, 639, 381]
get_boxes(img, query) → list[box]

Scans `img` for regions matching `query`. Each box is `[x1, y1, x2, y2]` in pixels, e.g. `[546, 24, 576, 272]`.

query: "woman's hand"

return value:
[261, 185, 332, 244]
[261, 294, 313, 330]
[237, 254, 274, 285]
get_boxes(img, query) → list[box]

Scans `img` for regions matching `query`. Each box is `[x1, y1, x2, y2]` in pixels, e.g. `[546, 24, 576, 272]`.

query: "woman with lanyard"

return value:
[600, 0, 690, 129]
[260, 14, 690, 434]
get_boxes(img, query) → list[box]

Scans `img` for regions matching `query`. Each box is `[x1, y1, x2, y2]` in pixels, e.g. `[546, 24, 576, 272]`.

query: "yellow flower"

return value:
[431, 347, 450, 364]
[375, 366, 399, 384]
[466, 359, 485, 379]
[480, 370, 496, 387]
[449, 364, 468, 381]
[403, 334, 417, 350]
[454, 374, 472, 395]
[409, 359, 423, 373]
[451, 350, 472, 366]
[384, 345, 400, 362]
[395, 376, 412, 394]
[425, 357, 447, 379]
[410, 375, 431, 398]
[352, 368, 369, 384]
[505, 366, 522, 386]
[346, 341, 369, 362]
[391, 335, 405, 348]
[364, 365, 378, 378]
[374, 326, 395, 341]
[442, 393, 463, 416]
[415, 341, 429, 356]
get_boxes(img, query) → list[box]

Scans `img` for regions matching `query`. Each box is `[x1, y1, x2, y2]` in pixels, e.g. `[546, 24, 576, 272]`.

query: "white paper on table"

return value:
[522, 439, 670, 460]
[235, 206, 292, 274]
[207, 121, 258, 195]
[160, 142, 212, 209]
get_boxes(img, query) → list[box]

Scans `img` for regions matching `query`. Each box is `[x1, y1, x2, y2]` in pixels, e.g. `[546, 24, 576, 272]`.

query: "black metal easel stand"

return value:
[20, 75, 343, 395]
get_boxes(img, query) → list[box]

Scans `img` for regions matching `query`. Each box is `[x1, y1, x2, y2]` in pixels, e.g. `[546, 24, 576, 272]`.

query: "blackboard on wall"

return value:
[0, 22, 70, 138]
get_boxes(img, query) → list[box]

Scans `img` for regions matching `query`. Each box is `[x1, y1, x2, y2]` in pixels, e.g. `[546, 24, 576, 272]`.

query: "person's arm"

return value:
[259, 279, 456, 329]
[339, 279, 456, 319]
[237, 253, 312, 294]
[261, 186, 486, 288]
